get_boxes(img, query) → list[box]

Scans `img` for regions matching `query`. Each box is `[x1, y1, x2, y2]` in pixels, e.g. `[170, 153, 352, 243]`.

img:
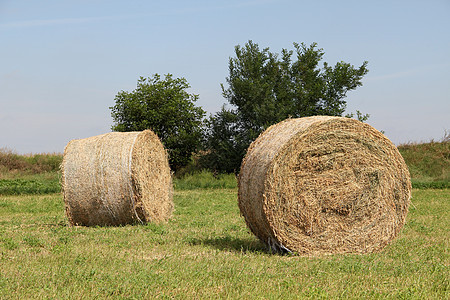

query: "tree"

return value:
[203, 41, 369, 173]
[110, 74, 205, 171]
[201, 106, 246, 173]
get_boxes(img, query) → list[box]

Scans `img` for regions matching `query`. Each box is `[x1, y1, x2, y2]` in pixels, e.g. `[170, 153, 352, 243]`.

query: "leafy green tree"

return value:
[201, 107, 246, 173]
[345, 110, 370, 122]
[204, 41, 369, 173]
[110, 74, 205, 171]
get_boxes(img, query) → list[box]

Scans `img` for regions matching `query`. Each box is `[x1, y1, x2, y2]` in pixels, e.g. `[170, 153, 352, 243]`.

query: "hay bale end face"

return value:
[61, 130, 173, 226]
[238, 116, 411, 255]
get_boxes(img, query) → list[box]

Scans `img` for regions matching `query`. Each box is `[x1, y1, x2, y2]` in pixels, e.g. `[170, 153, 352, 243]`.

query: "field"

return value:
[0, 187, 448, 299]
[0, 143, 449, 298]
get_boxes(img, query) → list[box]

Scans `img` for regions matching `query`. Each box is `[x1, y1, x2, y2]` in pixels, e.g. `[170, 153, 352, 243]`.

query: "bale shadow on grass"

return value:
[186, 234, 274, 254]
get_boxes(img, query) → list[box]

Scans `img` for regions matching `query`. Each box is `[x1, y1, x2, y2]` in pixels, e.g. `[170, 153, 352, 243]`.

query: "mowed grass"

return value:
[0, 188, 448, 299]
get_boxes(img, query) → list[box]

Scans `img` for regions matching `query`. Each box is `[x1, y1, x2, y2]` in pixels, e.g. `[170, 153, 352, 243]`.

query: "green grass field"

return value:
[0, 142, 448, 298]
[1, 188, 448, 299]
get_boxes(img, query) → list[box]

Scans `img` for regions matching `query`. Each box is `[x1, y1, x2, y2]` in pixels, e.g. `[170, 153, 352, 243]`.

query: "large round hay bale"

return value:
[238, 116, 411, 255]
[61, 130, 173, 226]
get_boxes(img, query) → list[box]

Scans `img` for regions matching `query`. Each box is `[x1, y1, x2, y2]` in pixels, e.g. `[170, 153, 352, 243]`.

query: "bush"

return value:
[0, 148, 62, 174]
[398, 141, 449, 184]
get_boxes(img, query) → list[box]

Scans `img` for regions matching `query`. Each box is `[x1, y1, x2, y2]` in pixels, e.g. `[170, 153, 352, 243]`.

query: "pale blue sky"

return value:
[1, 0, 449, 153]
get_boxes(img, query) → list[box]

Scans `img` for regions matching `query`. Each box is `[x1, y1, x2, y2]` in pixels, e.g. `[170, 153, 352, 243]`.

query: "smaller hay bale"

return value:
[61, 130, 173, 226]
[238, 116, 411, 255]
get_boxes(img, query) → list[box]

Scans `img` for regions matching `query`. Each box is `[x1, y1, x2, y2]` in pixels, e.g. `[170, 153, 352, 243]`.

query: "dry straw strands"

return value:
[61, 130, 173, 226]
[238, 116, 411, 255]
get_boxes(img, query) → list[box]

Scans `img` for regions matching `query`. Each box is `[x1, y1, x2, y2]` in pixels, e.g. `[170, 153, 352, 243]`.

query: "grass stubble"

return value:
[0, 188, 448, 299]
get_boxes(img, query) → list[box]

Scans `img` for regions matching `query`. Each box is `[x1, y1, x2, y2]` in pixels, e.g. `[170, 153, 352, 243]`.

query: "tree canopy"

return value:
[203, 41, 369, 173]
[110, 74, 205, 171]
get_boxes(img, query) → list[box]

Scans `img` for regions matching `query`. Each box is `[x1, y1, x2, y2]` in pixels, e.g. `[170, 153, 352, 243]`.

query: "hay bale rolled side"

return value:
[238, 116, 411, 255]
[61, 130, 173, 226]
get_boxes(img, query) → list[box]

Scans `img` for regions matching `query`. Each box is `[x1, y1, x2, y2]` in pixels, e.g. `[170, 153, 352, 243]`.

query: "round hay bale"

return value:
[238, 116, 411, 255]
[61, 130, 173, 226]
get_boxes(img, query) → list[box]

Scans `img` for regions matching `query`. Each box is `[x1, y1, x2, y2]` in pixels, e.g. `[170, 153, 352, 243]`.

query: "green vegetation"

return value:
[398, 141, 449, 189]
[0, 149, 62, 195]
[0, 148, 62, 176]
[110, 74, 206, 171]
[203, 40, 369, 173]
[173, 170, 237, 190]
[0, 178, 60, 195]
[0, 139, 448, 194]
[0, 189, 448, 298]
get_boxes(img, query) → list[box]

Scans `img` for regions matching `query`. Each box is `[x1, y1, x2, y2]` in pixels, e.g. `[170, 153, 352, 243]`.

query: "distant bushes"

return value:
[0, 149, 62, 195]
[398, 141, 449, 185]
[0, 148, 62, 174]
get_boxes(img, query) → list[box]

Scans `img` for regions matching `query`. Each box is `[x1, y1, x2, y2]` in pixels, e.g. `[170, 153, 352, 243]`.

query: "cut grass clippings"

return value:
[0, 189, 448, 299]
